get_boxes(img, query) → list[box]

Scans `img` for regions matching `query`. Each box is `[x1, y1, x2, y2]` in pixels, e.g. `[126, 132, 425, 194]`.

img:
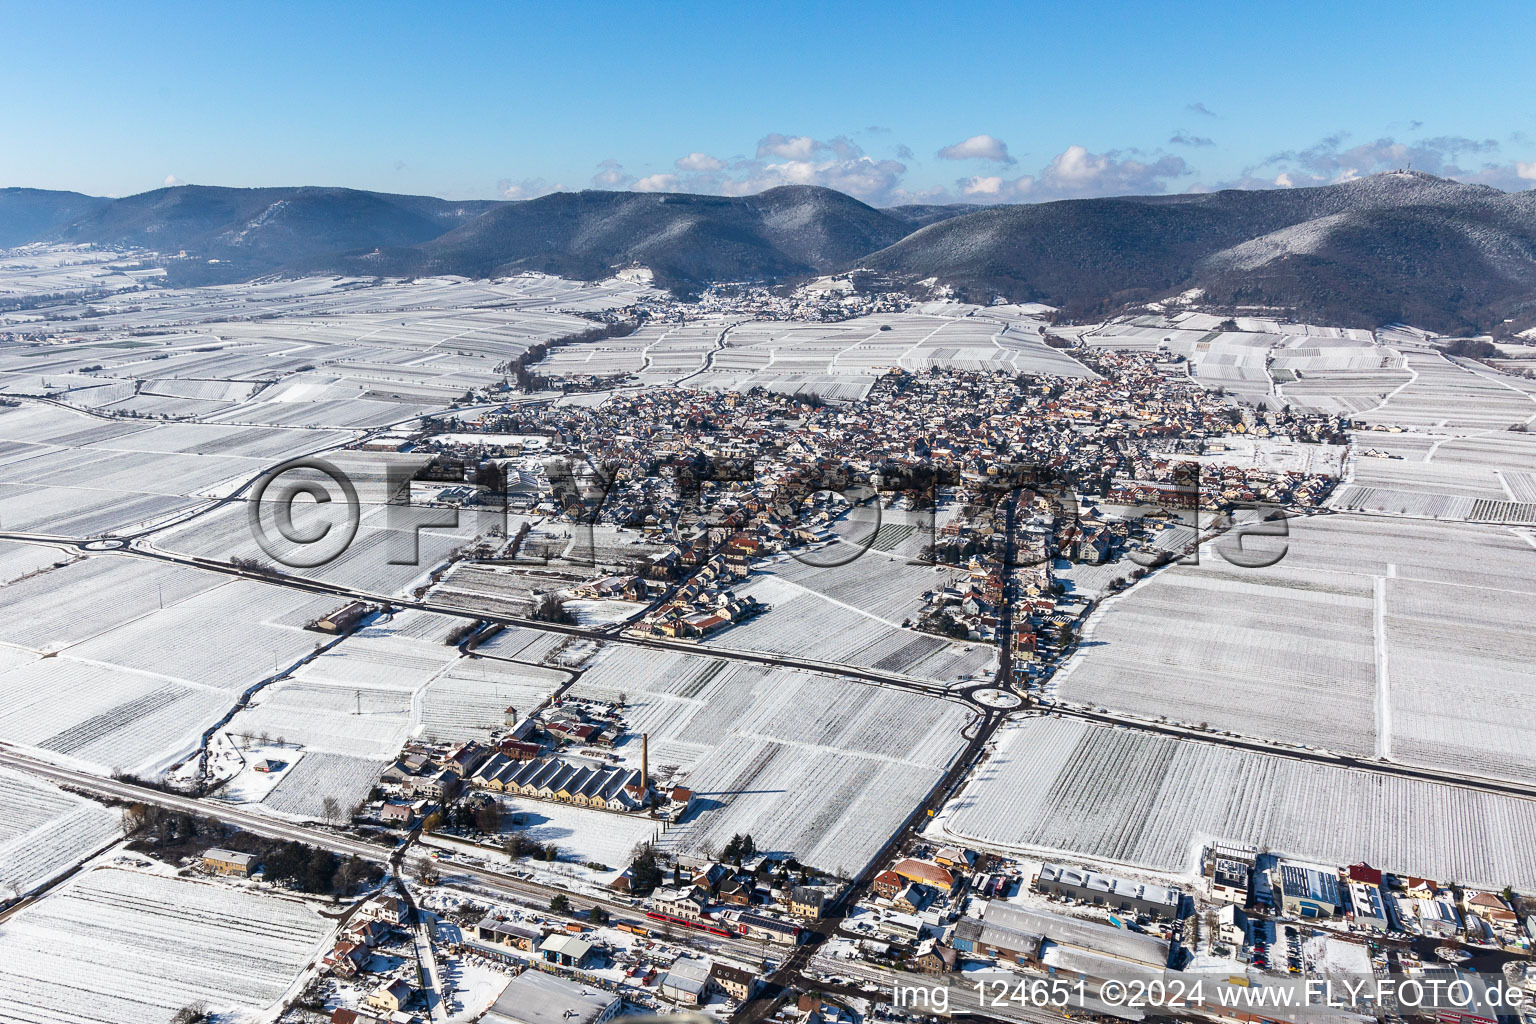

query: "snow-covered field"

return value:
[0, 555, 341, 777]
[0, 769, 121, 902]
[715, 559, 996, 686]
[933, 716, 1536, 890]
[1055, 513, 1536, 782]
[569, 644, 973, 876]
[533, 305, 1094, 393]
[0, 866, 335, 1024]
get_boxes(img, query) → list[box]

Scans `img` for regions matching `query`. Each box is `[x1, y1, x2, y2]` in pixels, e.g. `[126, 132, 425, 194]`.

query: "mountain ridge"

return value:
[3, 173, 1534, 331]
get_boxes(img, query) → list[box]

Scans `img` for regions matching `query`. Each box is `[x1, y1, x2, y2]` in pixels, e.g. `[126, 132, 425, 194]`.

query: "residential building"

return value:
[711, 961, 757, 1001]
[365, 979, 412, 1016]
[790, 886, 827, 919]
[1217, 904, 1250, 947]
[202, 848, 258, 877]
[356, 894, 408, 926]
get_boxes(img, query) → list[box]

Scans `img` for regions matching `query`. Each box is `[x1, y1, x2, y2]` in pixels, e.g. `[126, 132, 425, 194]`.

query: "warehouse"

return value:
[1034, 862, 1182, 920]
[977, 901, 1173, 970]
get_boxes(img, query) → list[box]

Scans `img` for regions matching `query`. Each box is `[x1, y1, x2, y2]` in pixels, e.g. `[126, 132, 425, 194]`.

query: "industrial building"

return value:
[1034, 862, 1182, 920]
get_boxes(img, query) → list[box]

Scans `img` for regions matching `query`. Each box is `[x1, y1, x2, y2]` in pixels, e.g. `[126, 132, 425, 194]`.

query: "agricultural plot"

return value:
[429, 562, 582, 618]
[417, 656, 568, 741]
[533, 306, 1093, 394]
[216, 608, 556, 816]
[0, 245, 163, 300]
[0, 401, 360, 536]
[151, 451, 509, 598]
[1357, 352, 1536, 431]
[0, 769, 121, 902]
[1056, 558, 1379, 755]
[1332, 426, 1536, 522]
[258, 751, 387, 821]
[712, 566, 996, 685]
[491, 796, 656, 877]
[0, 866, 334, 1024]
[568, 645, 973, 876]
[473, 625, 570, 664]
[1, 271, 651, 440]
[1086, 317, 1400, 410]
[933, 716, 1536, 890]
[1056, 514, 1536, 782]
[0, 557, 338, 776]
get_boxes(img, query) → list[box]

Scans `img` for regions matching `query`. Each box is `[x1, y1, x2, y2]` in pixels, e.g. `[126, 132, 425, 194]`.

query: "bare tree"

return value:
[321, 796, 340, 826]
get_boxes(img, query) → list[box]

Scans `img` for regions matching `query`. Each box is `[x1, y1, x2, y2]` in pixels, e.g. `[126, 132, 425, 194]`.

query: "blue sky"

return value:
[4, 1, 1535, 205]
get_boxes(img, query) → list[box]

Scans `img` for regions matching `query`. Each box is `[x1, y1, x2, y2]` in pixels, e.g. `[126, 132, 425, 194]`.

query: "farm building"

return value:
[202, 848, 257, 877]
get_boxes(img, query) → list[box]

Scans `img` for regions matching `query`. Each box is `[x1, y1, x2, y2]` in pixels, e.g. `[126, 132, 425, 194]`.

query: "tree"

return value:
[123, 802, 150, 834]
[474, 801, 502, 835]
[1056, 622, 1075, 648]
[170, 1003, 208, 1024]
[422, 810, 445, 833]
[590, 905, 610, 925]
[321, 796, 340, 826]
[549, 893, 570, 914]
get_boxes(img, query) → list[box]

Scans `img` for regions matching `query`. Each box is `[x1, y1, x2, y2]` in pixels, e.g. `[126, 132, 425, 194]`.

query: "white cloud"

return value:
[674, 152, 726, 172]
[756, 133, 823, 159]
[632, 173, 682, 192]
[496, 177, 560, 200]
[163, 174, 182, 187]
[590, 158, 632, 189]
[937, 134, 1015, 164]
[951, 145, 1191, 202]
[1231, 133, 1536, 192]
[961, 176, 1004, 196]
[1187, 102, 1218, 117]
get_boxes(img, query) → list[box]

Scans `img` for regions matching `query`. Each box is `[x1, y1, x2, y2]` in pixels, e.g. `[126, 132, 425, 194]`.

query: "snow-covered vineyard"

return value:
[570, 645, 974, 876]
[0, 867, 334, 1024]
[0, 769, 121, 902]
[2, 251, 1536, 1021]
[528, 303, 1091, 399]
[1054, 512, 1536, 783]
[935, 716, 1536, 890]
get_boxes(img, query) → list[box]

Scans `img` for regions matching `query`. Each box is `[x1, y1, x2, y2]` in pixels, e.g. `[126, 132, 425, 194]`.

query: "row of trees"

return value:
[122, 805, 381, 896]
